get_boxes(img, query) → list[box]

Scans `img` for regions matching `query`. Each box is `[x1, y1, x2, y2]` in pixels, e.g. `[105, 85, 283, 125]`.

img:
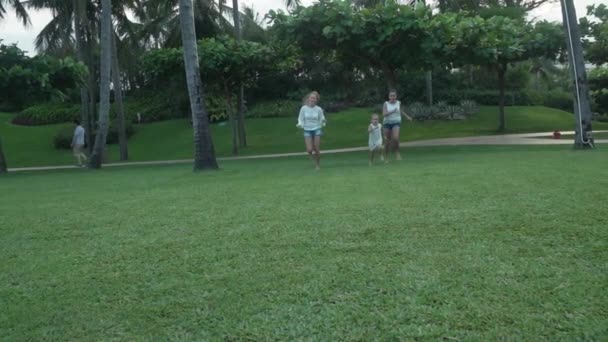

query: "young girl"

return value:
[296, 91, 326, 170]
[368, 114, 384, 166]
[382, 90, 412, 161]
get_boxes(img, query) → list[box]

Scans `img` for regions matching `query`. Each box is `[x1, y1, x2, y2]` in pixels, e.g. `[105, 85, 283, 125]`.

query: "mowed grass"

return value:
[2, 105, 608, 167]
[1, 145, 607, 340]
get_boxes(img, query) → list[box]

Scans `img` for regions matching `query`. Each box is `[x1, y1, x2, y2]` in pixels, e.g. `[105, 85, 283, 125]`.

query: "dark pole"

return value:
[560, 0, 594, 148]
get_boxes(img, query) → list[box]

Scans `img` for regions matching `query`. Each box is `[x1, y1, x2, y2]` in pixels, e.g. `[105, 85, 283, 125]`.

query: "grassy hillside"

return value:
[1, 106, 607, 168]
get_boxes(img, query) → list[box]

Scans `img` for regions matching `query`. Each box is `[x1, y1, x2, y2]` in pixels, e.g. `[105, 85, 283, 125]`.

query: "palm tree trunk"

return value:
[425, 70, 433, 106]
[232, 0, 247, 147]
[73, 0, 91, 149]
[380, 62, 397, 91]
[223, 79, 239, 156]
[89, 0, 113, 169]
[112, 32, 128, 161]
[86, 35, 97, 152]
[179, 0, 218, 171]
[0, 134, 7, 173]
[497, 63, 507, 132]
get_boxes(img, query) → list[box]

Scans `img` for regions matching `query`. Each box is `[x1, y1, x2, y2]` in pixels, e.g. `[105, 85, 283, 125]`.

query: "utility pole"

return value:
[561, 0, 594, 148]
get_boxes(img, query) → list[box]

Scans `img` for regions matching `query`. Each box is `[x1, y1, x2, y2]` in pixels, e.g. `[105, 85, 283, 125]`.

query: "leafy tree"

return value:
[449, 15, 562, 130]
[141, 36, 278, 155]
[588, 67, 608, 115]
[437, 0, 555, 12]
[270, 1, 437, 90]
[178, 0, 218, 170]
[0, 42, 86, 109]
[579, 4, 608, 66]
[582, 6, 608, 115]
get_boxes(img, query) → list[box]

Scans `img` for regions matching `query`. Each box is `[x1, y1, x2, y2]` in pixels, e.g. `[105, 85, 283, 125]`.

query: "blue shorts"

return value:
[383, 122, 401, 130]
[304, 129, 323, 138]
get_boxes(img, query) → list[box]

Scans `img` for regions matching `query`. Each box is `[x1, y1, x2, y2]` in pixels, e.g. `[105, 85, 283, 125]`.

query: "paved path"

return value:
[7, 131, 607, 173]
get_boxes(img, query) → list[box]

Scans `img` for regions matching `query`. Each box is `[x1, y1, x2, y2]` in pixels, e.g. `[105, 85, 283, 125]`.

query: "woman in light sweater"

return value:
[383, 90, 412, 162]
[297, 91, 326, 170]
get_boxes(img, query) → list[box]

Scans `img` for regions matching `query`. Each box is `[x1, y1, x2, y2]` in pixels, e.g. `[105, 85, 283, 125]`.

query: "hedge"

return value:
[13, 93, 233, 126]
[246, 100, 301, 118]
[434, 90, 573, 112]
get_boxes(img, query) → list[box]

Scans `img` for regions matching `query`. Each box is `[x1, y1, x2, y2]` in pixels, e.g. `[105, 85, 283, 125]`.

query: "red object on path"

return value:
[553, 131, 561, 139]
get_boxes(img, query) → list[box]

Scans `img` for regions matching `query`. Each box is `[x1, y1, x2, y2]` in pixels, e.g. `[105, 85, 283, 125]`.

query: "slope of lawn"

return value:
[2, 105, 608, 167]
[1, 145, 607, 340]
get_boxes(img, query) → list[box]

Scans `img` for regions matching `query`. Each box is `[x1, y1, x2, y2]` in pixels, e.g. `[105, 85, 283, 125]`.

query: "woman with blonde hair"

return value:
[296, 91, 326, 170]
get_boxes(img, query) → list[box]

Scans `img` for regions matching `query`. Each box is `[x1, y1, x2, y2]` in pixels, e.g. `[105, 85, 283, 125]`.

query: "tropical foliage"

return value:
[0, 42, 86, 111]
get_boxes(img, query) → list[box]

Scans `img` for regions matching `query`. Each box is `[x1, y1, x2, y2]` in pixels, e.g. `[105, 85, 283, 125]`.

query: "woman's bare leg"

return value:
[384, 128, 391, 163]
[313, 135, 321, 170]
[392, 126, 401, 160]
[305, 136, 315, 167]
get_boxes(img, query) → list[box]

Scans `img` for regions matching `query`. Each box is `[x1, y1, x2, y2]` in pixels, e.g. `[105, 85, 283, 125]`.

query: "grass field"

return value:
[1, 145, 607, 340]
[2, 106, 608, 168]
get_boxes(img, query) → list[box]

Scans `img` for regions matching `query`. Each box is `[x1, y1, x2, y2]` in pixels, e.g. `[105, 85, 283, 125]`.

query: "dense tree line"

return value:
[0, 0, 604, 172]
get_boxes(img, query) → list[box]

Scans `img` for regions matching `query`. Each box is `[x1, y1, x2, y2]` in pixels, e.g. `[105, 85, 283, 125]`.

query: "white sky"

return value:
[0, 0, 601, 56]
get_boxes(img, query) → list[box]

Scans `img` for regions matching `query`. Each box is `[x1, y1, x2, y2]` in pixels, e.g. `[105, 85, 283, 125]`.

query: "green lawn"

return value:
[2, 106, 608, 168]
[1, 146, 607, 340]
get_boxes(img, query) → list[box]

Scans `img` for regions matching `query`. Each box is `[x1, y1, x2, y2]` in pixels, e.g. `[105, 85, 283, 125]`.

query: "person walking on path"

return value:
[368, 114, 384, 165]
[383, 90, 412, 162]
[71, 120, 88, 167]
[297, 91, 326, 170]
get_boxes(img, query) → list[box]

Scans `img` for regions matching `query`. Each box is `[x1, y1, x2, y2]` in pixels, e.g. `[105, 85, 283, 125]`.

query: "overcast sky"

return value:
[0, 0, 601, 56]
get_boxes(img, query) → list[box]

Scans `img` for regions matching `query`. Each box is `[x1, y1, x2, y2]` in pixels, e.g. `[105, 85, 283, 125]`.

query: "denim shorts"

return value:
[304, 129, 323, 138]
[383, 122, 401, 130]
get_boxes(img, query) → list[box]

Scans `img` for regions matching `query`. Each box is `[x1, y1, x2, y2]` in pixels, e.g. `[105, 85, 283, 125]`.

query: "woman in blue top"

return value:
[383, 90, 412, 162]
[297, 91, 326, 170]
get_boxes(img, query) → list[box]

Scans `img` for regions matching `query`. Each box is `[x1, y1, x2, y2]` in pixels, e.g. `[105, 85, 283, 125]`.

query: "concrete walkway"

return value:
[7, 130, 607, 172]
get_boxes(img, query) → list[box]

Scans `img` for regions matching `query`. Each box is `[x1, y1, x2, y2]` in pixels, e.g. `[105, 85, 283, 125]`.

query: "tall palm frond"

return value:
[0, 0, 30, 25]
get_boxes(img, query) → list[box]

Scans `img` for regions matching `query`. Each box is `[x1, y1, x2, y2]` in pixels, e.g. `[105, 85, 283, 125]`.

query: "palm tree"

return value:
[89, 0, 112, 169]
[232, 0, 246, 147]
[0, 134, 7, 173]
[179, 0, 218, 170]
[30, 0, 138, 153]
[0, 0, 30, 173]
[285, 0, 301, 10]
[112, 31, 128, 160]
[137, 0, 232, 48]
[0, 0, 29, 25]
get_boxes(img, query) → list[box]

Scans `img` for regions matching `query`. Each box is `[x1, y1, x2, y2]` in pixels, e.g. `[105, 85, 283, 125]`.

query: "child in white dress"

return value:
[368, 114, 384, 166]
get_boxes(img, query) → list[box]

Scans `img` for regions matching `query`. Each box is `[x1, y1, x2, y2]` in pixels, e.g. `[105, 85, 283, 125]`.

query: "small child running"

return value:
[368, 114, 384, 166]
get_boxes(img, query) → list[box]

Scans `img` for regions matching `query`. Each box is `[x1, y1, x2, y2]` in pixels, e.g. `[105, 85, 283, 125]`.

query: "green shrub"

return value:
[593, 113, 608, 122]
[247, 100, 301, 118]
[434, 90, 532, 106]
[542, 90, 573, 112]
[460, 100, 479, 118]
[13, 103, 80, 125]
[589, 67, 608, 115]
[53, 120, 135, 150]
[205, 95, 230, 123]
